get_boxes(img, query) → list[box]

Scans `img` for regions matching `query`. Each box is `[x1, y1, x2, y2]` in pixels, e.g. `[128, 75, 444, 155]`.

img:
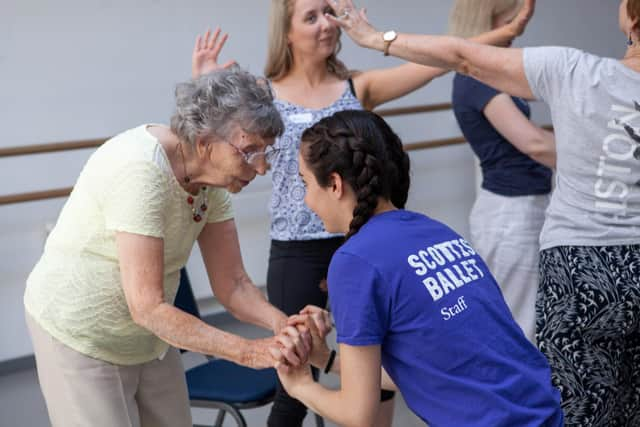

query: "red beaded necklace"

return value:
[186, 188, 208, 222]
[178, 143, 208, 222]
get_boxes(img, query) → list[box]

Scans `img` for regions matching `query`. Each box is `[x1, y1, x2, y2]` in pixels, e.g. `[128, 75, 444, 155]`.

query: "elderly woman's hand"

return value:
[191, 28, 236, 79]
[241, 329, 309, 369]
[241, 337, 281, 369]
[324, 0, 378, 49]
[271, 313, 289, 336]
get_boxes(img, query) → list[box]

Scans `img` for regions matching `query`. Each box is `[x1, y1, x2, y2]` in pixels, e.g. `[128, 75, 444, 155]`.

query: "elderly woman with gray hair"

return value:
[23, 66, 310, 427]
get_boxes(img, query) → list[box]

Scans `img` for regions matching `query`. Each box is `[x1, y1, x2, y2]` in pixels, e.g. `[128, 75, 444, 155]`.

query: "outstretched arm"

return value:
[353, 63, 447, 111]
[330, 0, 535, 100]
[198, 219, 288, 335]
[117, 230, 299, 369]
[351, 0, 534, 110]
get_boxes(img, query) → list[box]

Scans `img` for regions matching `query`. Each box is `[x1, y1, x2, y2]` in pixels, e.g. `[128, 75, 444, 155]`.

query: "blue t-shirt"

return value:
[328, 210, 563, 427]
[452, 73, 552, 196]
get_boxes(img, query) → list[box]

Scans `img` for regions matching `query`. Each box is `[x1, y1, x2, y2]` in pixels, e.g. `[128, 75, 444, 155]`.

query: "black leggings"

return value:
[266, 238, 342, 427]
[266, 238, 395, 427]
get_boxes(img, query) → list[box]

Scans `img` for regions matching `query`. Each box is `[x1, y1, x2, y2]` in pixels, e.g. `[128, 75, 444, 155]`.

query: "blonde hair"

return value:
[264, 0, 350, 81]
[448, 0, 522, 38]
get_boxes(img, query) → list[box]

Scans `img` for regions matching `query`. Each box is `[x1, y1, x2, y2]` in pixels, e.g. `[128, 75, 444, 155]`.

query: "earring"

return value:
[628, 33, 634, 47]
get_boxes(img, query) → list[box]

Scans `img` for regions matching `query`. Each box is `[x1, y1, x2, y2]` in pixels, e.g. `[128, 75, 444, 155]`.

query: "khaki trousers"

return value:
[26, 313, 192, 427]
[469, 188, 549, 344]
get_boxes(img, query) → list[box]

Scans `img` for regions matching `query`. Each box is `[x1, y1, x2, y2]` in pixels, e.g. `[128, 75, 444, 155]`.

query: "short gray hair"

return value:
[170, 67, 284, 146]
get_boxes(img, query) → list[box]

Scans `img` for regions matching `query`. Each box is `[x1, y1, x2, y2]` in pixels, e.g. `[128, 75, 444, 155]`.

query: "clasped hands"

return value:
[269, 305, 334, 396]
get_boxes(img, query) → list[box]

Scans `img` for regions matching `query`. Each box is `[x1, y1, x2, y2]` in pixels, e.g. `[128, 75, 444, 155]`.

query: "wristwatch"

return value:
[382, 30, 398, 56]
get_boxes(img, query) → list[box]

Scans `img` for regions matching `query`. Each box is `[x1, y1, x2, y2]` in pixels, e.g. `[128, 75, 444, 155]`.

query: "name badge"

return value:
[288, 112, 314, 124]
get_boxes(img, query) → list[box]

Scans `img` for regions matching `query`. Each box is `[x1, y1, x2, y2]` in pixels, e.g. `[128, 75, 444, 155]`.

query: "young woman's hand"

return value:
[299, 305, 333, 338]
[288, 308, 333, 369]
[508, 0, 536, 39]
[191, 28, 236, 79]
[274, 325, 312, 366]
[275, 360, 315, 398]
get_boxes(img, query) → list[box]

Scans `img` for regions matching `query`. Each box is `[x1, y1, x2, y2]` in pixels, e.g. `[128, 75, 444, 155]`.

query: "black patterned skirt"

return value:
[537, 244, 640, 427]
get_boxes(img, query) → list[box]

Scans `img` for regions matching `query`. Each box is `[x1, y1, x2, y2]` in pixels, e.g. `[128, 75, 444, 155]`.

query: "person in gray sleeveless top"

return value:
[331, 0, 640, 424]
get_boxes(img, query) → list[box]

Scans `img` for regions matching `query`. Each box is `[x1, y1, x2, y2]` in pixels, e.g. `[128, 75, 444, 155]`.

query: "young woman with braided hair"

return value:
[330, 0, 640, 423]
[191, 3, 537, 424]
[271, 110, 563, 427]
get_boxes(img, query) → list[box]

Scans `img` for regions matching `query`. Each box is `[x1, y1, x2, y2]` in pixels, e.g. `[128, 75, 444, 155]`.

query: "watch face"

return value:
[383, 30, 397, 42]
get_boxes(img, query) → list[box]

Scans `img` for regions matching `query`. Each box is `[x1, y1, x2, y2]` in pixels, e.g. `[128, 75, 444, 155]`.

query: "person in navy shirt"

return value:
[271, 110, 562, 427]
[449, 0, 556, 343]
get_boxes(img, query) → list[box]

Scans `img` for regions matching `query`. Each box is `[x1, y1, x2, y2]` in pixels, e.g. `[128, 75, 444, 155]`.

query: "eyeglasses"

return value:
[227, 140, 280, 167]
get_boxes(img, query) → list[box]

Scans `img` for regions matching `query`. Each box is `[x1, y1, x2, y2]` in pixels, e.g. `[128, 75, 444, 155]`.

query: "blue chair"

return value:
[175, 268, 325, 427]
[175, 268, 277, 427]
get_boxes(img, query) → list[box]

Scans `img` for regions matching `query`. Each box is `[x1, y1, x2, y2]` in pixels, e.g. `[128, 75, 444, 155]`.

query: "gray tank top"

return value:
[269, 80, 363, 241]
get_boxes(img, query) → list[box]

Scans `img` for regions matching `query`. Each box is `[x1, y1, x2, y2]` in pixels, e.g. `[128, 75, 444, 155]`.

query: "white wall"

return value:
[0, 0, 624, 362]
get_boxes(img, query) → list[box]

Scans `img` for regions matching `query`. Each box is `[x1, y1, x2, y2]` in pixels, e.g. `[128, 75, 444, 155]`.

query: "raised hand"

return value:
[324, 0, 377, 48]
[509, 0, 536, 38]
[191, 28, 236, 79]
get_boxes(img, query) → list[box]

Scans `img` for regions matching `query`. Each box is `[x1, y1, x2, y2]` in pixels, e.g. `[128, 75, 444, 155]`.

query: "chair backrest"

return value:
[175, 267, 324, 427]
[175, 268, 201, 320]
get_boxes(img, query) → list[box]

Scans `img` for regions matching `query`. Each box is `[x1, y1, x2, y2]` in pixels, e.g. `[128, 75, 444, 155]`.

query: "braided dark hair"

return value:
[301, 110, 411, 240]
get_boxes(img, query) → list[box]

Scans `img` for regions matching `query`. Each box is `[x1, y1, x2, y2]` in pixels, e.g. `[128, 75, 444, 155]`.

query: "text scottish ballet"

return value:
[407, 238, 484, 320]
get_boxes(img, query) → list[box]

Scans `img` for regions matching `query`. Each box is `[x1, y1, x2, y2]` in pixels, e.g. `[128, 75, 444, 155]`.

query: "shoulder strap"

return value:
[347, 78, 357, 98]
[263, 78, 277, 99]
